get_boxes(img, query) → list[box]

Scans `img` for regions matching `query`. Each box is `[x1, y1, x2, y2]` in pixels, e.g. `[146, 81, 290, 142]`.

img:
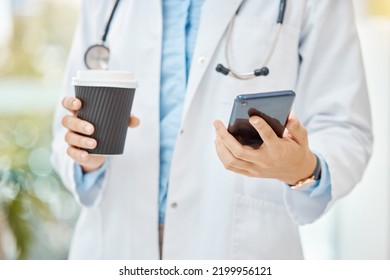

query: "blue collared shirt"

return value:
[158, 0, 205, 222]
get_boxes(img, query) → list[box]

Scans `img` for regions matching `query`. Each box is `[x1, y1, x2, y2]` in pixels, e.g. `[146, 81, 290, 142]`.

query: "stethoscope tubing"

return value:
[85, 0, 287, 75]
[220, 0, 287, 80]
[277, 0, 287, 24]
[101, 0, 121, 43]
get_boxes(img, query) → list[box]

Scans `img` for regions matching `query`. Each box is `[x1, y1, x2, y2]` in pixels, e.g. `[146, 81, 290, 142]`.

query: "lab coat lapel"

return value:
[182, 0, 243, 120]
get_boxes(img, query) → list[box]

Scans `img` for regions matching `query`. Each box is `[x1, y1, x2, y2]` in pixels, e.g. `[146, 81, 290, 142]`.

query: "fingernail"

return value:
[214, 121, 220, 129]
[80, 153, 88, 160]
[87, 139, 95, 147]
[84, 125, 93, 133]
[250, 117, 259, 125]
[72, 100, 78, 108]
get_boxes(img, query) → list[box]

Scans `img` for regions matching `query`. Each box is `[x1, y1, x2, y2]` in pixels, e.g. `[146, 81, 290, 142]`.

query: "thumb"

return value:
[285, 114, 308, 145]
[128, 114, 140, 128]
[249, 116, 277, 144]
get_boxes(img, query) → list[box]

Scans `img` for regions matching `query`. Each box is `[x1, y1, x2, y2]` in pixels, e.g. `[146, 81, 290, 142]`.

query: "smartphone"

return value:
[227, 90, 295, 148]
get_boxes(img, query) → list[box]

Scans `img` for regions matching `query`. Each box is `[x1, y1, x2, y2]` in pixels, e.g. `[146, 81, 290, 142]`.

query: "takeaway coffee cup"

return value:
[72, 70, 137, 155]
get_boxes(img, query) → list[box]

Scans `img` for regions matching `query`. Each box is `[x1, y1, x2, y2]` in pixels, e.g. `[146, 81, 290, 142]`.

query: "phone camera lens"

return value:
[240, 101, 248, 107]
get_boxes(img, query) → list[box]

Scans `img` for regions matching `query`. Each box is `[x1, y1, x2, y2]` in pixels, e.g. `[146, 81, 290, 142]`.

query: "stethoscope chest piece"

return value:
[84, 44, 110, 70]
[83, 0, 121, 70]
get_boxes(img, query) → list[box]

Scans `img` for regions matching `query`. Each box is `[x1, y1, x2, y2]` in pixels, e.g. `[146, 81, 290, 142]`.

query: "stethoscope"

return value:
[84, 0, 121, 70]
[84, 0, 287, 81]
[216, 0, 287, 79]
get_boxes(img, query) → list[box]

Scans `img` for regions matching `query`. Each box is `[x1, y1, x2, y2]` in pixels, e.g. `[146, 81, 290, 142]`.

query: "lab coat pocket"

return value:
[231, 195, 303, 259]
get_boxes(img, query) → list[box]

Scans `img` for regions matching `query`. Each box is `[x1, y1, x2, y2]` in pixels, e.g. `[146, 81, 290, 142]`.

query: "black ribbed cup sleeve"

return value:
[75, 86, 135, 155]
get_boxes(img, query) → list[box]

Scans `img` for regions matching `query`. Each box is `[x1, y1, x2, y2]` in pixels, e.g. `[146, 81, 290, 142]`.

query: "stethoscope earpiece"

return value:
[216, 64, 270, 78]
[254, 67, 269, 77]
[216, 64, 230, 76]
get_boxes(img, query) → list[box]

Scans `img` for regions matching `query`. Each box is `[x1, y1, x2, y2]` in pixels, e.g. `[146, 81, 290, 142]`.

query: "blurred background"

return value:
[0, 0, 389, 259]
[0, 0, 80, 259]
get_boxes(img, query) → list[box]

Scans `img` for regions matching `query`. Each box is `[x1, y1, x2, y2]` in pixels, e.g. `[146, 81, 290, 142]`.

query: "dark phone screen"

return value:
[227, 91, 295, 149]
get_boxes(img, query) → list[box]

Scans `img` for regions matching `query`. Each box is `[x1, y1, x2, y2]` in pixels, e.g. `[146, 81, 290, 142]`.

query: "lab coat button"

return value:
[171, 202, 178, 209]
[198, 56, 205, 64]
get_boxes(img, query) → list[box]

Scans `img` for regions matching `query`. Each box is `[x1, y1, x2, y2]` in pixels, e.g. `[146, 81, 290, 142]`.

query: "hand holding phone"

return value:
[215, 90, 316, 184]
[227, 90, 295, 148]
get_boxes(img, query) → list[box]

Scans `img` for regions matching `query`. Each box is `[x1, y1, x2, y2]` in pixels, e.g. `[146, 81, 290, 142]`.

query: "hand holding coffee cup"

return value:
[61, 97, 140, 173]
[61, 70, 138, 173]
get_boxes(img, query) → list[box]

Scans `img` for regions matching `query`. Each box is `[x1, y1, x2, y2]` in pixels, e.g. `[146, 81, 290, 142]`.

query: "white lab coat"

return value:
[51, 0, 373, 259]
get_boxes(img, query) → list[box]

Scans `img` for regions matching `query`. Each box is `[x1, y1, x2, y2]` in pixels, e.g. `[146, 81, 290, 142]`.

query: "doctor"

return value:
[52, 0, 373, 259]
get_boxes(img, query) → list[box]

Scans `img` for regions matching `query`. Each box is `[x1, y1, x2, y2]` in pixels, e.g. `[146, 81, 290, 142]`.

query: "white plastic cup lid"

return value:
[72, 70, 137, 89]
